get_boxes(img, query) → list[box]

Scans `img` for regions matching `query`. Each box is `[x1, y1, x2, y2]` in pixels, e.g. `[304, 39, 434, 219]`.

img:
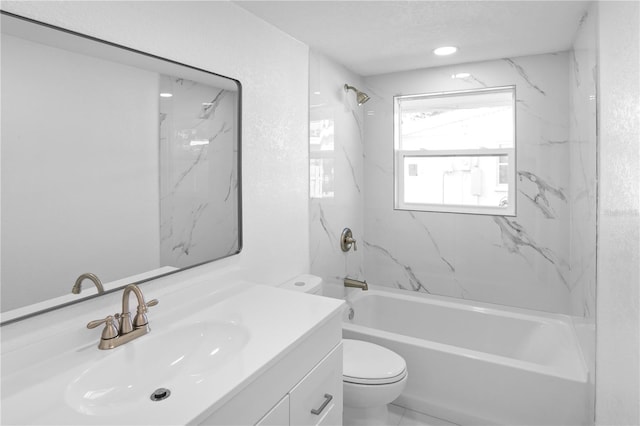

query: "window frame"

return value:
[393, 85, 517, 216]
[496, 154, 509, 189]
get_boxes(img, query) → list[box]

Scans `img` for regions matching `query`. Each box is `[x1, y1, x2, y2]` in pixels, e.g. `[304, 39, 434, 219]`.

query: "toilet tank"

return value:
[279, 274, 323, 295]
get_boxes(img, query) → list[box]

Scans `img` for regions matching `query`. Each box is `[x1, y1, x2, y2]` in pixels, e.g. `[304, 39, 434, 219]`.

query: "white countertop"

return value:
[1, 278, 344, 425]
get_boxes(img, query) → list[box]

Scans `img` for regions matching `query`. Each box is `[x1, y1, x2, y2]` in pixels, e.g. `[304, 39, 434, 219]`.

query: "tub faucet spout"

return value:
[344, 277, 368, 291]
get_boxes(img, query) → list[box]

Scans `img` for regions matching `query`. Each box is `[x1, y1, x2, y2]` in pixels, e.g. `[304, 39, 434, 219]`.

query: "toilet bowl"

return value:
[280, 275, 408, 425]
[342, 338, 407, 425]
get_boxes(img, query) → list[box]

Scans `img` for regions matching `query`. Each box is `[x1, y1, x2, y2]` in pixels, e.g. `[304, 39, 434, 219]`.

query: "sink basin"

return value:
[65, 321, 249, 416]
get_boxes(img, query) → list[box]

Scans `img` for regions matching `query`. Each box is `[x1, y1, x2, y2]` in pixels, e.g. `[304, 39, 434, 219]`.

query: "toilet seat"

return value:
[342, 339, 407, 385]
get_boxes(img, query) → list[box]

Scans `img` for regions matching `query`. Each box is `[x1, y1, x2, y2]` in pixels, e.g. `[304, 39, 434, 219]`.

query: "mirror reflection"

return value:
[1, 12, 242, 321]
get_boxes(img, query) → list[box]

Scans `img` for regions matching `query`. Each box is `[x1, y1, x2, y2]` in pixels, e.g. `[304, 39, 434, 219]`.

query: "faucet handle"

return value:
[87, 315, 119, 340]
[340, 228, 358, 252]
[132, 299, 158, 328]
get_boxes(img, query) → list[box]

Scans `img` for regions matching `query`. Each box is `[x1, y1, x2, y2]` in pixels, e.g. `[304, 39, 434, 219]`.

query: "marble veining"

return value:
[540, 138, 569, 146]
[318, 203, 337, 246]
[350, 109, 364, 144]
[342, 145, 362, 193]
[159, 79, 239, 268]
[224, 166, 234, 202]
[364, 241, 429, 293]
[199, 89, 226, 119]
[493, 216, 569, 290]
[518, 170, 567, 219]
[571, 50, 582, 89]
[503, 58, 546, 96]
[171, 202, 208, 258]
[406, 212, 469, 297]
[168, 145, 208, 196]
[459, 73, 488, 87]
[407, 212, 455, 273]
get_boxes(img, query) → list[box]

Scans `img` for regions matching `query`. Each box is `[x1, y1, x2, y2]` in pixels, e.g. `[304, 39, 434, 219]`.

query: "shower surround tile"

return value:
[362, 51, 595, 316]
[569, 7, 598, 319]
[309, 51, 365, 287]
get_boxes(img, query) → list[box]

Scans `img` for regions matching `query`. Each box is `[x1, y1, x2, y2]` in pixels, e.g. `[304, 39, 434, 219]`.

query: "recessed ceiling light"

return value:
[160, 93, 173, 98]
[451, 72, 470, 79]
[433, 46, 458, 56]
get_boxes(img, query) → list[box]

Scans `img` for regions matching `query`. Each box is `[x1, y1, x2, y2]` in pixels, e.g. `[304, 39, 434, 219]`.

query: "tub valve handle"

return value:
[340, 228, 357, 252]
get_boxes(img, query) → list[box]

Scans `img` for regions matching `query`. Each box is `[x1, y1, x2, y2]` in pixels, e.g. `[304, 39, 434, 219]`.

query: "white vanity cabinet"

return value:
[202, 343, 343, 426]
[255, 344, 342, 426]
[288, 344, 342, 425]
[255, 395, 290, 426]
[196, 303, 344, 426]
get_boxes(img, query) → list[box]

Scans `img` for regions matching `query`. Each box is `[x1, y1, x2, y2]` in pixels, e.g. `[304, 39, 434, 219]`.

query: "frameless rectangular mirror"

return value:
[1, 11, 242, 323]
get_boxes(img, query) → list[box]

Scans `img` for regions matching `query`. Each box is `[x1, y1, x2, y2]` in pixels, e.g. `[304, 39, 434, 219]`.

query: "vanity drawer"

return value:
[255, 394, 290, 426]
[289, 343, 343, 426]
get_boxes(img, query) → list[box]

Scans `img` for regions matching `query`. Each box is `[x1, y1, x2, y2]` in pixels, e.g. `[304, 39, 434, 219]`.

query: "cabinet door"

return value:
[255, 394, 289, 426]
[289, 344, 343, 426]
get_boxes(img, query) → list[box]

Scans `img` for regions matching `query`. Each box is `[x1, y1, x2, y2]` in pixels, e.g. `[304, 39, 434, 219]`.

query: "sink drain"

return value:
[150, 388, 171, 401]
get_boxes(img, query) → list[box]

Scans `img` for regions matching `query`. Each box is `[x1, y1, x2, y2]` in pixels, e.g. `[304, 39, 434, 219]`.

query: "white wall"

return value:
[309, 50, 365, 293]
[596, 1, 640, 425]
[0, 0, 310, 297]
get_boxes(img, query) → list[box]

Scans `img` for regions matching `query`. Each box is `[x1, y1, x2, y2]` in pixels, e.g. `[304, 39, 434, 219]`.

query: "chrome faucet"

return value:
[344, 277, 368, 291]
[87, 284, 158, 350]
[71, 272, 104, 294]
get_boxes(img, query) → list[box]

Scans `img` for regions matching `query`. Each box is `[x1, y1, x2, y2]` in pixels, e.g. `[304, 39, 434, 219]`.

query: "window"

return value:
[394, 86, 516, 215]
[310, 117, 335, 199]
[497, 155, 509, 186]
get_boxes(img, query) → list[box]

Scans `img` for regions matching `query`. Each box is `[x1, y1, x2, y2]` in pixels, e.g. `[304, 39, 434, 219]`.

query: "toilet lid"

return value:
[342, 339, 407, 385]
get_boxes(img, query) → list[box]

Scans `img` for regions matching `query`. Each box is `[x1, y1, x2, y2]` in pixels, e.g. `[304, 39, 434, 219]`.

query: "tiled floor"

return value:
[387, 405, 460, 426]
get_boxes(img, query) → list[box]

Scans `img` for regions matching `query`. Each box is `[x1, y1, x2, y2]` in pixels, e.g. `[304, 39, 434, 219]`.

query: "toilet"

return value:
[280, 275, 408, 425]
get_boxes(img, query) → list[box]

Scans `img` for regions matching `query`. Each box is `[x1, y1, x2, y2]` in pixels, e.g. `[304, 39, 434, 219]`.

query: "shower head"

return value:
[344, 84, 370, 105]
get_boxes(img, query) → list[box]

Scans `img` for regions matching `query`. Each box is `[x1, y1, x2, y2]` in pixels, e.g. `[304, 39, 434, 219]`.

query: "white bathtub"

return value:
[341, 286, 591, 426]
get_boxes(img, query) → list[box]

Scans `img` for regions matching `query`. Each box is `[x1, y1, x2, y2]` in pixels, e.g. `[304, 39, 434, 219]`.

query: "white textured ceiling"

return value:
[234, 1, 590, 76]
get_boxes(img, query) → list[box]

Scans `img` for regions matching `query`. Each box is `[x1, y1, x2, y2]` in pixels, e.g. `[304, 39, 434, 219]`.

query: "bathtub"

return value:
[341, 286, 591, 426]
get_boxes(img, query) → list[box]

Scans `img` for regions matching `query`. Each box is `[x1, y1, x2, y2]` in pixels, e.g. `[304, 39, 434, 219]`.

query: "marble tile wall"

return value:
[309, 51, 365, 290]
[568, 10, 598, 419]
[159, 77, 239, 268]
[362, 51, 593, 315]
[569, 6, 598, 319]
